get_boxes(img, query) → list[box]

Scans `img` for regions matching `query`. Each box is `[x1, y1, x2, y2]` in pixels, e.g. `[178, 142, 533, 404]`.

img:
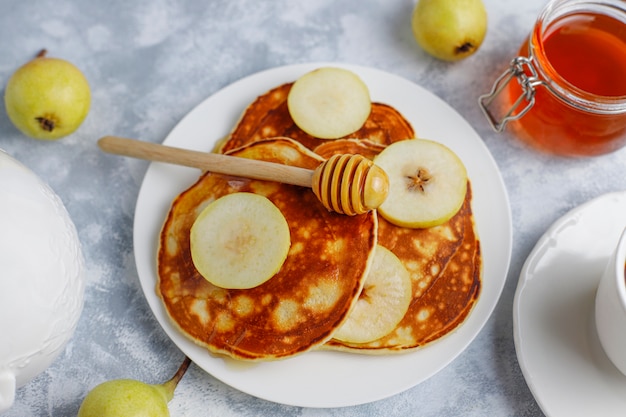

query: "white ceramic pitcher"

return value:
[0, 150, 85, 412]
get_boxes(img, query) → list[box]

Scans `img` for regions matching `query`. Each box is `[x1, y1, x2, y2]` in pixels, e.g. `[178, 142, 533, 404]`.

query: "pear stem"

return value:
[168, 356, 192, 388]
[36, 49, 47, 58]
[160, 356, 192, 402]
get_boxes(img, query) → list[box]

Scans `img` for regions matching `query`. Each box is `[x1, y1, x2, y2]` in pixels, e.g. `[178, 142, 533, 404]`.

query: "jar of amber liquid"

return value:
[480, 0, 626, 157]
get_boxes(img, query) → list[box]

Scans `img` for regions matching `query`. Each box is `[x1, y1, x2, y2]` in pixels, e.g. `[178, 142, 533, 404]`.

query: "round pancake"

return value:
[325, 189, 481, 353]
[157, 138, 377, 360]
[316, 139, 482, 353]
[218, 82, 415, 154]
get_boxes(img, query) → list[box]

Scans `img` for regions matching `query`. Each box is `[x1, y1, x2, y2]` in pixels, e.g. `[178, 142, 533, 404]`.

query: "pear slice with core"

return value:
[190, 192, 291, 289]
[373, 139, 467, 229]
[287, 67, 371, 139]
[333, 245, 412, 344]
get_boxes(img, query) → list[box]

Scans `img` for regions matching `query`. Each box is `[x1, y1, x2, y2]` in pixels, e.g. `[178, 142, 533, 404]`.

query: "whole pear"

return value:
[411, 0, 487, 62]
[4, 50, 90, 140]
[77, 357, 191, 417]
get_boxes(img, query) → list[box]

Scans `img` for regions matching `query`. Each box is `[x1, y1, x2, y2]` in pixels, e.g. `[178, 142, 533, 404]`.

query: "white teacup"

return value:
[595, 226, 626, 376]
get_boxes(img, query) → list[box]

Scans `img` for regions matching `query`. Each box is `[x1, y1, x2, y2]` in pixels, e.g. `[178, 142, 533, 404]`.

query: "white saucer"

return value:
[514, 191, 626, 416]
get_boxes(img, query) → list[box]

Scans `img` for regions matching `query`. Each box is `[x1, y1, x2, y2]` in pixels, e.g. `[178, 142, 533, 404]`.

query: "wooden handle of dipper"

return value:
[97, 135, 388, 215]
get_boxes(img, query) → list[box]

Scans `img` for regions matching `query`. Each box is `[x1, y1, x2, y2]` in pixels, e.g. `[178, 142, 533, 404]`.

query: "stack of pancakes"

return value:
[157, 80, 481, 361]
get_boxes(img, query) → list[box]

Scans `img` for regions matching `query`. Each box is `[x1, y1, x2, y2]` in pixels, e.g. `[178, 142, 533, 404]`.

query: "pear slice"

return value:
[333, 245, 412, 344]
[373, 139, 467, 228]
[287, 67, 371, 139]
[190, 192, 291, 289]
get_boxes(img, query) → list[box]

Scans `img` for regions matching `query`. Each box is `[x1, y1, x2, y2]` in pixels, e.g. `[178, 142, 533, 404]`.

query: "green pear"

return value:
[77, 357, 191, 417]
[411, 0, 487, 62]
[4, 50, 90, 140]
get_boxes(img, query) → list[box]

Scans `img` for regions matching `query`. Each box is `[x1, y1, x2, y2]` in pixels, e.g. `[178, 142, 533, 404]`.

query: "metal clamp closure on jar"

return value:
[479, 56, 546, 132]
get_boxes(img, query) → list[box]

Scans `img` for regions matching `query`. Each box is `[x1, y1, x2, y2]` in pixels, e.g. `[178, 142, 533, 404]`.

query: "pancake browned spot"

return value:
[218, 83, 415, 154]
[317, 139, 482, 353]
[157, 138, 377, 361]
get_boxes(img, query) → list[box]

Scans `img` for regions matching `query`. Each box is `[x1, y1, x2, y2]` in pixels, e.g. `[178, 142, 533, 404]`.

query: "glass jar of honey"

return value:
[479, 0, 626, 157]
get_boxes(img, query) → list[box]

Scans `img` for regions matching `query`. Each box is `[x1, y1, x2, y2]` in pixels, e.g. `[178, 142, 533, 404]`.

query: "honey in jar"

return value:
[480, 0, 626, 157]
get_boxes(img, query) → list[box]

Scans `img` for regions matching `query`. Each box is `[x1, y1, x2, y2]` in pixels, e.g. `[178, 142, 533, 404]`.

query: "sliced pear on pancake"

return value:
[332, 245, 412, 344]
[287, 67, 371, 139]
[190, 192, 291, 289]
[374, 139, 467, 229]
[159, 138, 378, 360]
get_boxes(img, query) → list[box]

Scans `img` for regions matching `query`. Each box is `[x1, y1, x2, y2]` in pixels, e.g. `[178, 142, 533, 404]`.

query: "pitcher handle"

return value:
[0, 371, 16, 412]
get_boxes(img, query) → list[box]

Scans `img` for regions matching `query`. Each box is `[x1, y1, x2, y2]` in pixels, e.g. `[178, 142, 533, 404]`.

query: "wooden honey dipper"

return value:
[98, 136, 389, 215]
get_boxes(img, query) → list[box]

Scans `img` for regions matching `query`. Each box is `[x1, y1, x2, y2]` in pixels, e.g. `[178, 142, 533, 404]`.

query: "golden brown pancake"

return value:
[325, 189, 481, 353]
[313, 138, 387, 159]
[317, 139, 482, 353]
[218, 83, 415, 154]
[157, 138, 377, 361]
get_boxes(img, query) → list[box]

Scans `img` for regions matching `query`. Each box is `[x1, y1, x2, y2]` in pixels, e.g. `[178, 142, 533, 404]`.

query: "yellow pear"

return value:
[77, 357, 190, 417]
[411, 0, 487, 62]
[4, 50, 90, 140]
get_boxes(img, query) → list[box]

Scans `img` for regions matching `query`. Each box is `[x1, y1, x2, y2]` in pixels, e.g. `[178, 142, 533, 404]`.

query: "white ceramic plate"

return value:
[134, 63, 512, 408]
[514, 191, 626, 416]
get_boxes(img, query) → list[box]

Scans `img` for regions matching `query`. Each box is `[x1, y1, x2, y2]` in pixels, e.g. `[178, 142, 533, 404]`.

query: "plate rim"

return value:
[133, 62, 513, 408]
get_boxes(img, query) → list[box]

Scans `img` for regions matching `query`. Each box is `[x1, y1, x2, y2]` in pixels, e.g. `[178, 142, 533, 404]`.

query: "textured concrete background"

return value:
[2, 0, 625, 415]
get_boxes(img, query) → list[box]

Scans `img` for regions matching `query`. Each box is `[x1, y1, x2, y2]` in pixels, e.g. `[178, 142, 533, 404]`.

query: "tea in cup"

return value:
[595, 227, 626, 375]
